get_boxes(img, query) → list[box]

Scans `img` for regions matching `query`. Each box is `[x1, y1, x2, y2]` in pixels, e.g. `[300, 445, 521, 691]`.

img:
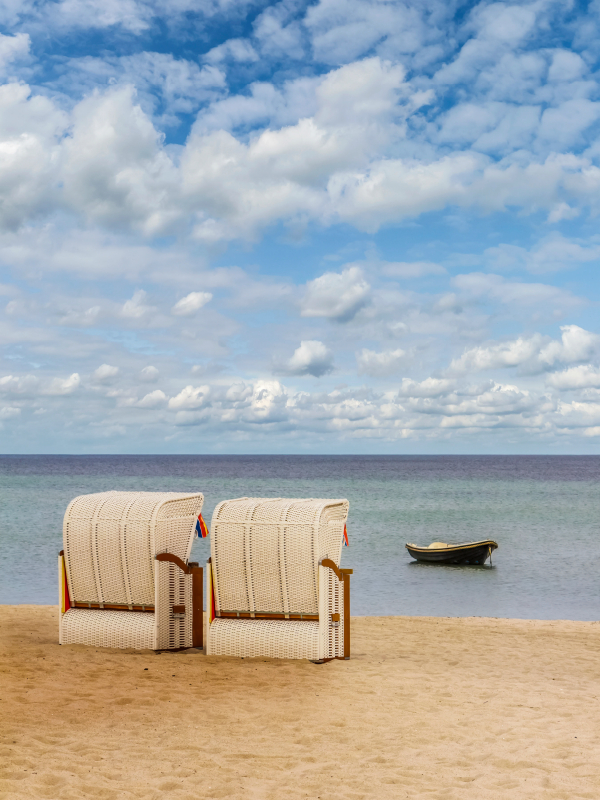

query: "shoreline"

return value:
[2, 605, 599, 798]
[3, 602, 599, 624]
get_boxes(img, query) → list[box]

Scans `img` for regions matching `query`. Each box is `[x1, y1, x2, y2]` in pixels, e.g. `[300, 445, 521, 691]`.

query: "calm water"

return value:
[1, 455, 599, 619]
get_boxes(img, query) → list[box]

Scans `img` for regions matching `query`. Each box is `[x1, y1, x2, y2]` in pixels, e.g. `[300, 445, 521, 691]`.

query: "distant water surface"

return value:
[1, 455, 599, 619]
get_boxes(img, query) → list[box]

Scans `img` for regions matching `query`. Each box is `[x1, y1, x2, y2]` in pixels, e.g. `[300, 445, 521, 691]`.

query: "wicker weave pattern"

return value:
[211, 498, 349, 616]
[319, 564, 344, 659]
[207, 497, 349, 660]
[61, 491, 203, 651]
[207, 618, 321, 660]
[63, 491, 203, 606]
[155, 561, 193, 649]
[60, 609, 155, 649]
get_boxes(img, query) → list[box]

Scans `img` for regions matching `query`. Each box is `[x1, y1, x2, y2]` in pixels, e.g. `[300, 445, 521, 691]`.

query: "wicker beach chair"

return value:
[58, 491, 205, 651]
[206, 497, 352, 661]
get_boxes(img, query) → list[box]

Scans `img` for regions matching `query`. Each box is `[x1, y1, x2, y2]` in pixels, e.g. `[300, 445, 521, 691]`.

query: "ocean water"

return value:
[1, 455, 599, 620]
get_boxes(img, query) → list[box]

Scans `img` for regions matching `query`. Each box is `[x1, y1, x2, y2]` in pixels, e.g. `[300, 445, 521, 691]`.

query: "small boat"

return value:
[405, 540, 498, 565]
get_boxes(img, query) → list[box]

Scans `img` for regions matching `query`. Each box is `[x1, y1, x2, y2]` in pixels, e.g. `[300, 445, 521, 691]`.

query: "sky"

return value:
[1, 0, 600, 454]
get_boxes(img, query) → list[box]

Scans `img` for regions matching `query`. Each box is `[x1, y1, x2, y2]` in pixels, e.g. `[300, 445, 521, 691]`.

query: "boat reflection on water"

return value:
[405, 540, 498, 566]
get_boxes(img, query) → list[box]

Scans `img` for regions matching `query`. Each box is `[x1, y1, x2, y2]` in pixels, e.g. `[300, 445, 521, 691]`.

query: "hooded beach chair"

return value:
[58, 491, 205, 650]
[206, 497, 352, 661]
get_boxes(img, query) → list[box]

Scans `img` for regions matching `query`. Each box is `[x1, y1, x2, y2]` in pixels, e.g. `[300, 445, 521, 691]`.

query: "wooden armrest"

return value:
[154, 553, 198, 575]
[320, 558, 343, 581]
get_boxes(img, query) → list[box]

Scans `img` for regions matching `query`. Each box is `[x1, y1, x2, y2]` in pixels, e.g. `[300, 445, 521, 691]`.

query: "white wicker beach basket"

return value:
[206, 497, 351, 661]
[59, 491, 204, 650]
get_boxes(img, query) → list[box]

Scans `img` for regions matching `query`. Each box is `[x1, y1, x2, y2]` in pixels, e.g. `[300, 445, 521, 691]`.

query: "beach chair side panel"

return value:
[155, 560, 193, 650]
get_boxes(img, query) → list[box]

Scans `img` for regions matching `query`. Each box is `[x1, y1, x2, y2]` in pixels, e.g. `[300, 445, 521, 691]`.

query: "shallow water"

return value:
[1, 455, 599, 619]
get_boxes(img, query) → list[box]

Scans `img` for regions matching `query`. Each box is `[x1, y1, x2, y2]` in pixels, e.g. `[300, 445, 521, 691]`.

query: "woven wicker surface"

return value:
[61, 491, 203, 651]
[207, 497, 349, 660]
[208, 618, 321, 660]
[63, 491, 204, 606]
[60, 609, 155, 650]
[210, 497, 348, 617]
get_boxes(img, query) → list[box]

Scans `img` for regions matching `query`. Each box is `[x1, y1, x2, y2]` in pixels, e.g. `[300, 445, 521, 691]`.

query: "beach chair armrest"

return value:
[155, 554, 203, 649]
[155, 552, 192, 573]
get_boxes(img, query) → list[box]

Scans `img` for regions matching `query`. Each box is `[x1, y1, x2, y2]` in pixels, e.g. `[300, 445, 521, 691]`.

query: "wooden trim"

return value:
[172, 605, 186, 614]
[73, 601, 155, 613]
[155, 552, 190, 573]
[320, 558, 342, 581]
[217, 611, 319, 621]
[207, 557, 215, 625]
[191, 566, 203, 648]
[342, 571, 350, 659]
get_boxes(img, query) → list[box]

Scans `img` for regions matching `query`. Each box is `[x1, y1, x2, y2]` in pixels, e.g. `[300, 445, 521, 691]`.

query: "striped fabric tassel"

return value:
[343, 524, 349, 546]
[195, 513, 209, 538]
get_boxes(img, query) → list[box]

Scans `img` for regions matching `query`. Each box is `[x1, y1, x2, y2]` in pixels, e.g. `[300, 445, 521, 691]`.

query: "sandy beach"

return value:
[1, 606, 599, 799]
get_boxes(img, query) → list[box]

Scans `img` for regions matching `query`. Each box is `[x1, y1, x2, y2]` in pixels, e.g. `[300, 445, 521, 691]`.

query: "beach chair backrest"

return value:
[63, 491, 204, 607]
[210, 497, 349, 616]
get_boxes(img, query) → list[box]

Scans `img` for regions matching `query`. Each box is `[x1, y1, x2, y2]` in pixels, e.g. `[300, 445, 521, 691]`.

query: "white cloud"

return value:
[356, 347, 406, 377]
[121, 289, 154, 319]
[283, 340, 334, 377]
[304, 0, 430, 66]
[539, 325, 600, 366]
[62, 86, 179, 235]
[0, 83, 67, 231]
[204, 38, 259, 65]
[168, 384, 211, 410]
[452, 272, 580, 308]
[396, 377, 455, 397]
[547, 365, 600, 390]
[59, 53, 226, 122]
[0, 374, 40, 395]
[0, 405, 21, 419]
[484, 235, 600, 274]
[253, 5, 304, 60]
[136, 389, 166, 407]
[449, 335, 542, 374]
[172, 291, 212, 316]
[301, 266, 370, 322]
[44, 373, 80, 395]
[380, 260, 446, 279]
[93, 363, 119, 382]
[0, 32, 29, 75]
[140, 365, 159, 382]
[58, 305, 102, 327]
[449, 325, 600, 375]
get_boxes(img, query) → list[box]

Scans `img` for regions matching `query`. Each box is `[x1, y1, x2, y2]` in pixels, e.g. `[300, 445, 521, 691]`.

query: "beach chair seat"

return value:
[206, 497, 352, 661]
[58, 491, 205, 651]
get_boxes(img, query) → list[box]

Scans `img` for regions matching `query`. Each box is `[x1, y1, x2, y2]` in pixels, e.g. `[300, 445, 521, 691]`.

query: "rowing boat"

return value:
[405, 540, 498, 565]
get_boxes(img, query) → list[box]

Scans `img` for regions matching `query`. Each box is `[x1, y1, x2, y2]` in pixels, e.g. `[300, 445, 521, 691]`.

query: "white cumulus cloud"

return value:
[282, 340, 334, 377]
[44, 373, 80, 395]
[546, 365, 600, 390]
[136, 389, 166, 407]
[302, 267, 370, 322]
[356, 347, 406, 377]
[172, 291, 213, 316]
[93, 364, 119, 382]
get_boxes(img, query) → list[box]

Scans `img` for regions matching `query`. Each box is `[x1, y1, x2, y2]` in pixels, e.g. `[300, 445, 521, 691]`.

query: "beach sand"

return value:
[1, 606, 599, 799]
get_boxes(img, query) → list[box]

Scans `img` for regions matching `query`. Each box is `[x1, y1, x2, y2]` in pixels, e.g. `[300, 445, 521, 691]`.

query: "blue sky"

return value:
[1, 0, 600, 453]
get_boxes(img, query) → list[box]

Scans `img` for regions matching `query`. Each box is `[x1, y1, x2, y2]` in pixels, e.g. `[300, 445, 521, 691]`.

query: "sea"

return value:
[1, 455, 599, 620]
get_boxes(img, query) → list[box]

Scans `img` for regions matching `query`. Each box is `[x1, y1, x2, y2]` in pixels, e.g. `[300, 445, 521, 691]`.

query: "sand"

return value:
[1, 607, 599, 799]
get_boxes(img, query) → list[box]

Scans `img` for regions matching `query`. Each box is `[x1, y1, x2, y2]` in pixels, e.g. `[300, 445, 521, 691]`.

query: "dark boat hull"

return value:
[406, 540, 498, 565]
